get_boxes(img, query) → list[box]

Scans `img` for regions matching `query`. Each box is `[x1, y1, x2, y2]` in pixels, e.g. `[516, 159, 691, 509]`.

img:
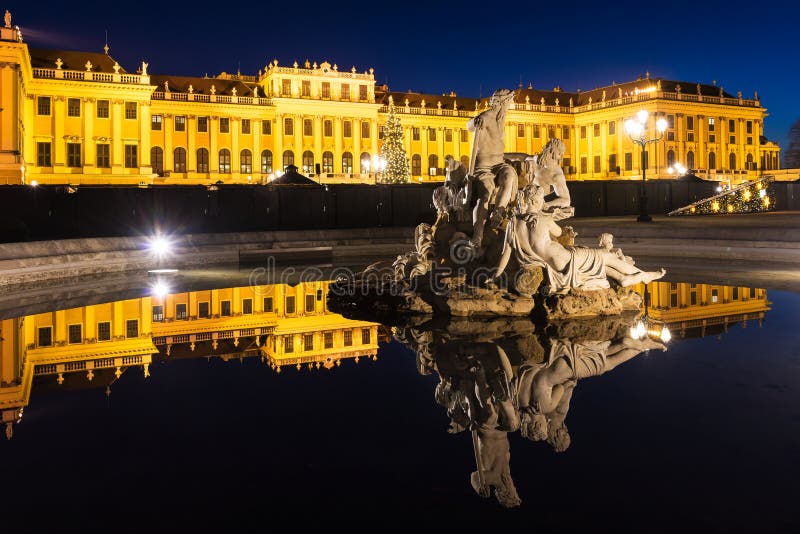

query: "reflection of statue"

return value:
[467, 88, 518, 247]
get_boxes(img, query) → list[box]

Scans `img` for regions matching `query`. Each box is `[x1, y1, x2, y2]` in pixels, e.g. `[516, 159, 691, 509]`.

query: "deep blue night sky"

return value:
[11, 0, 798, 156]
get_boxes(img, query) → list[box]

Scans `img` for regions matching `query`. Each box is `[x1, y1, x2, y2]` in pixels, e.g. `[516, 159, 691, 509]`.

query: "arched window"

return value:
[708, 152, 716, 170]
[428, 154, 439, 175]
[174, 147, 186, 173]
[240, 149, 252, 174]
[342, 152, 353, 174]
[219, 149, 231, 173]
[460, 155, 469, 168]
[197, 148, 209, 173]
[282, 150, 294, 170]
[729, 152, 736, 171]
[746, 153, 754, 170]
[412, 154, 421, 176]
[360, 152, 371, 173]
[666, 149, 675, 168]
[283, 117, 294, 135]
[261, 150, 273, 174]
[302, 150, 315, 174]
[151, 147, 164, 176]
[686, 151, 695, 170]
[322, 151, 334, 174]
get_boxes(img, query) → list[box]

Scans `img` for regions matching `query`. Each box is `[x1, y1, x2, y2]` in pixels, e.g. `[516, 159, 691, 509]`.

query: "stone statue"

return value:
[526, 138, 571, 212]
[141, 61, 148, 76]
[443, 156, 471, 222]
[466, 88, 518, 248]
[598, 233, 634, 264]
[4, 10, 11, 29]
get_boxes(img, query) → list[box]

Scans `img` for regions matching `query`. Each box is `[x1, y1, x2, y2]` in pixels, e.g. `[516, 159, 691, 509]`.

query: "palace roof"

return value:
[29, 47, 128, 73]
[148, 74, 255, 96]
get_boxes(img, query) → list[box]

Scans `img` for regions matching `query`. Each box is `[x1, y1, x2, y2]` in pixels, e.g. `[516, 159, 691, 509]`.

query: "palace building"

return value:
[0, 12, 782, 186]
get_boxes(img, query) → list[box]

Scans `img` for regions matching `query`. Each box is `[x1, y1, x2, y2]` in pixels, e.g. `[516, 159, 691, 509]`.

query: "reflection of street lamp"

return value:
[625, 110, 667, 222]
[630, 283, 672, 343]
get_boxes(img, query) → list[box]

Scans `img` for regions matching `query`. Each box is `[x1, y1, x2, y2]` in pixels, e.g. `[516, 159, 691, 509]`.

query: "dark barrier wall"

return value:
[0, 178, 785, 243]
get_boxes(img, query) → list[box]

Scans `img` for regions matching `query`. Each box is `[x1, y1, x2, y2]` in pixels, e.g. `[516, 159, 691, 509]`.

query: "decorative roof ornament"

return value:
[602, 90, 606, 101]
[437, 100, 442, 109]
[232, 87, 237, 96]
[697, 83, 701, 95]
[540, 97, 545, 105]
[312, 61, 317, 69]
[293, 61, 299, 68]
[253, 86, 258, 98]
[676, 84, 682, 93]
[55, 57, 63, 70]
[420, 99, 426, 108]
[618, 87, 622, 98]
[103, 43, 109, 55]
[569, 97, 574, 107]
[555, 98, 559, 107]
[656, 79, 662, 90]
[164, 81, 169, 92]
[210, 84, 216, 95]
[719, 87, 724, 97]
[645, 70, 650, 79]
[188, 84, 194, 94]
[141, 61, 148, 76]
[369, 67, 374, 75]
[351, 66, 356, 73]
[4, 10, 11, 29]
[525, 95, 530, 104]
[85, 60, 93, 72]
[112, 62, 120, 74]
[404, 98, 409, 107]
[333, 64, 338, 71]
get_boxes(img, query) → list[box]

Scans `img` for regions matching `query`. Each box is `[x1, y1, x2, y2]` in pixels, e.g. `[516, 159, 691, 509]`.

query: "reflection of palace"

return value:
[0, 281, 379, 439]
[632, 281, 770, 338]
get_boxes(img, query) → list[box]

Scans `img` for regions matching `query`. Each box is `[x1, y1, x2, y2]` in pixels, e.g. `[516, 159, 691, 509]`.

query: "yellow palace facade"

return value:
[0, 12, 782, 187]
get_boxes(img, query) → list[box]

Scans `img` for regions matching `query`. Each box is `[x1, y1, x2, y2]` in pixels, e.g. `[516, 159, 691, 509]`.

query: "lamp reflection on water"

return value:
[630, 283, 672, 343]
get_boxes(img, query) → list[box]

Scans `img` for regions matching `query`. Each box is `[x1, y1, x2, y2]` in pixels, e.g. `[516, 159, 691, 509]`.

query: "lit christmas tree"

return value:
[376, 95, 410, 184]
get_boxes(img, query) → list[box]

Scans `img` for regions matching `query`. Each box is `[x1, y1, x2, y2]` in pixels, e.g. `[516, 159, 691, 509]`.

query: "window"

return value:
[283, 150, 294, 169]
[198, 302, 210, 318]
[687, 151, 695, 169]
[281, 79, 291, 96]
[304, 334, 313, 351]
[343, 120, 352, 137]
[361, 328, 370, 344]
[240, 149, 252, 173]
[666, 115, 675, 129]
[548, 127, 556, 139]
[670, 293, 678, 308]
[593, 155, 601, 173]
[152, 115, 162, 130]
[219, 149, 231, 173]
[197, 148, 209, 173]
[609, 154, 617, 173]
[708, 152, 716, 170]
[533, 125, 541, 138]
[445, 129, 453, 142]
[240, 118, 250, 134]
[67, 143, 81, 167]
[324, 120, 332, 137]
[242, 298, 253, 314]
[342, 152, 353, 173]
[198, 116, 208, 132]
[460, 129, 468, 142]
[125, 102, 137, 119]
[341, 84, 350, 100]
[747, 136, 753, 146]
[37, 96, 51, 115]
[344, 330, 353, 346]
[220, 117, 230, 133]
[221, 300, 231, 316]
[97, 100, 110, 118]
[517, 124, 525, 137]
[68, 98, 81, 117]
[284, 336, 294, 353]
[624, 152, 633, 171]
[322, 151, 333, 173]
[303, 118, 313, 136]
[175, 115, 186, 132]
[321, 82, 330, 99]
[429, 154, 439, 175]
[38, 326, 52, 347]
[361, 122, 370, 138]
[750, 287, 756, 299]
[686, 116, 694, 130]
[732, 287, 739, 300]
[301, 80, 311, 97]
[263, 297, 273, 312]
[359, 84, 368, 100]
[285, 296, 296, 314]
[262, 120, 271, 135]
[580, 126, 587, 139]
[96, 143, 110, 168]
[125, 145, 138, 168]
[562, 126, 569, 140]
[316, 289, 323, 301]
[580, 157, 587, 174]
[284, 117, 293, 135]
[411, 154, 421, 175]
[306, 294, 315, 312]
[729, 135, 736, 144]
[593, 124, 600, 137]
[261, 150, 273, 174]
[324, 332, 333, 349]
[176, 303, 187, 320]
[729, 153, 736, 171]
[667, 150, 675, 167]
[360, 152, 370, 173]
[302, 150, 314, 173]
[690, 291, 697, 306]
[711, 289, 719, 303]
[709, 134, 715, 143]
[746, 121, 753, 134]
[126, 320, 139, 338]
[708, 117, 715, 131]
[97, 322, 111, 341]
[151, 147, 163, 175]
[562, 157, 571, 173]
[428, 127, 436, 141]
[412, 127, 420, 141]
[728, 119, 735, 133]
[687, 132, 695, 142]
[171, 147, 186, 173]
[37, 142, 51, 167]
[68, 324, 82, 344]
[608, 121, 616, 135]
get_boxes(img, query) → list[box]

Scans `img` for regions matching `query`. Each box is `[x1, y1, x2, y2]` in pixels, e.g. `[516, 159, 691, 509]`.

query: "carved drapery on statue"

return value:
[544, 246, 610, 295]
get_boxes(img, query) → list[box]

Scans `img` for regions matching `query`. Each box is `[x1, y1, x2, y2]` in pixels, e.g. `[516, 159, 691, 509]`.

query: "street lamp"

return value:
[625, 110, 668, 222]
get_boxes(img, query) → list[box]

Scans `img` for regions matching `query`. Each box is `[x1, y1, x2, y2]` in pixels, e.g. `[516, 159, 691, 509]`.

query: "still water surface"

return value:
[1, 270, 798, 531]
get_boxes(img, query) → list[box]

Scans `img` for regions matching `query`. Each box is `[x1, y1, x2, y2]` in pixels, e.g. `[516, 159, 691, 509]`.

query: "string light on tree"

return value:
[376, 95, 411, 184]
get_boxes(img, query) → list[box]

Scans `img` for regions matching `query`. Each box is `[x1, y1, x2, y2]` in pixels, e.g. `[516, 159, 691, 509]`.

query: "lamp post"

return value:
[624, 110, 668, 222]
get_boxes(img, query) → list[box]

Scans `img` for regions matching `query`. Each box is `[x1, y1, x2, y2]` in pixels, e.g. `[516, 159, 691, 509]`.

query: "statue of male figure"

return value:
[467, 88, 518, 248]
